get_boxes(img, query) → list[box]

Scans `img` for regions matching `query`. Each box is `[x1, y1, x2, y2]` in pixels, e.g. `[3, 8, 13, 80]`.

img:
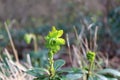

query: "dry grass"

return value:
[0, 49, 34, 80]
[0, 21, 35, 80]
[69, 24, 109, 70]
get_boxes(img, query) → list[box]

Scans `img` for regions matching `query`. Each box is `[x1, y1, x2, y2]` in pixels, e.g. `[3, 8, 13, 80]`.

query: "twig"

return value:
[4, 21, 19, 63]
[66, 34, 73, 67]
[93, 26, 98, 52]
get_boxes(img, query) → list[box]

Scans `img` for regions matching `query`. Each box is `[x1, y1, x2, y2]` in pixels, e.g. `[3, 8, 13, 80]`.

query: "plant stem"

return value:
[33, 36, 38, 52]
[66, 34, 72, 67]
[49, 51, 55, 79]
[87, 61, 93, 80]
[4, 22, 19, 63]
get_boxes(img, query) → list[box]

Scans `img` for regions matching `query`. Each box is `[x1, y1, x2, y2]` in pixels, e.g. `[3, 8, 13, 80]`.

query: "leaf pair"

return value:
[26, 59, 65, 79]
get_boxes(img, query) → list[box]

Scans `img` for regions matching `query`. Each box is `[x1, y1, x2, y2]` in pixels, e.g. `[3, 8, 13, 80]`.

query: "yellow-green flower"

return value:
[45, 26, 65, 53]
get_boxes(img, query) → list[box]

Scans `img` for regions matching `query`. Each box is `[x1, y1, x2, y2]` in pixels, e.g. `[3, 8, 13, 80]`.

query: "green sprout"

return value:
[24, 33, 38, 52]
[24, 33, 34, 44]
[45, 26, 65, 79]
[86, 51, 96, 79]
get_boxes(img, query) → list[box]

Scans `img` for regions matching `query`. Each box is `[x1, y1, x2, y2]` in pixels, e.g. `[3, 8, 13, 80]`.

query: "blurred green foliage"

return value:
[108, 7, 120, 42]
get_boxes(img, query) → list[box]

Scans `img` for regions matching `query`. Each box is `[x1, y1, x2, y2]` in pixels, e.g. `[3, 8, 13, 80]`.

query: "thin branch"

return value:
[4, 21, 19, 63]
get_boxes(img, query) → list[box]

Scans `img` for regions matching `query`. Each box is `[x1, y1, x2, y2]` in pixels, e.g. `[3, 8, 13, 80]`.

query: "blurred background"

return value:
[0, 0, 120, 68]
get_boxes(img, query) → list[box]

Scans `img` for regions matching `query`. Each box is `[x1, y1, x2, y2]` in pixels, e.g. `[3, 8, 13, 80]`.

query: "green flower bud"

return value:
[87, 51, 96, 62]
[24, 33, 34, 44]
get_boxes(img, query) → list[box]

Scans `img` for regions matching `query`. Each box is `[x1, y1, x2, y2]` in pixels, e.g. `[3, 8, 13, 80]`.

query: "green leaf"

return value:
[59, 67, 84, 74]
[66, 73, 83, 80]
[106, 78, 118, 80]
[54, 59, 65, 70]
[52, 26, 57, 31]
[57, 30, 63, 37]
[56, 38, 65, 45]
[26, 68, 49, 77]
[97, 68, 120, 77]
[95, 74, 108, 80]
[89, 74, 119, 80]
[34, 76, 49, 80]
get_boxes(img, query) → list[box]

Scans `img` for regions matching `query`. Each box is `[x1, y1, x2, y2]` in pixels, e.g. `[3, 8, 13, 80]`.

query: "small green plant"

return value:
[27, 26, 66, 80]
[85, 51, 120, 80]
[45, 26, 65, 79]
